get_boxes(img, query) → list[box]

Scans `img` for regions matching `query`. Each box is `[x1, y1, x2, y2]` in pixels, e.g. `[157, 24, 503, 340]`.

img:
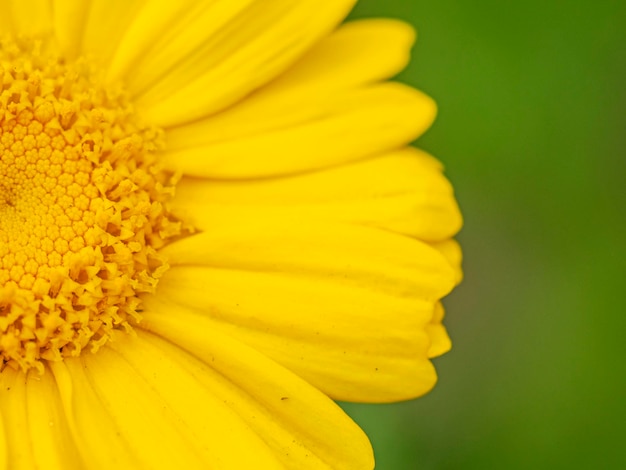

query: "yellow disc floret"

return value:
[0, 37, 182, 372]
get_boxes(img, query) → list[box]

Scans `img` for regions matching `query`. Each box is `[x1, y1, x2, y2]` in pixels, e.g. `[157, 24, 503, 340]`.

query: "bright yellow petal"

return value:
[54, 336, 285, 470]
[147, 221, 455, 402]
[0, 402, 5, 470]
[0, 368, 34, 469]
[50, 360, 142, 469]
[145, 271, 438, 403]
[105, 332, 287, 470]
[430, 238, 463, 285]
[264, 19, 416, 94]
[0, 368, 78, 469]
[50, 352, 267, 470]
[105, 0, 256, 85]
[426, 302, 453, 358]
[127, 0, 357, 127]
[0, 4, 12, 34]
[51, 0, 91, 59]
[116, 16, 412, 104]
[3, 0, 52, 36]
[161, 83, 435, 178]
[162, 218, 455, 302]
[137, 314, 374, 469]
[172, 148, 461, 241]
[78, 0, 146, 67]
[163, 18, 419, 155]
[25, 368, 84, 469]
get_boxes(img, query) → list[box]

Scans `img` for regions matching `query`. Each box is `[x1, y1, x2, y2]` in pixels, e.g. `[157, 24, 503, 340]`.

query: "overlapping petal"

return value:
[0, 368, 35, 470]
[6, 327, 375, 470]
[162, 83, 434, 178]
[0, 3, 13, 34]
[51, 339, 289, 469]
[1, 0, 52, 36]
[162, 18, 418, 151]
[425, 302, 452, 358]
[158, 18, 431, 177]
[0, 367, 80, 470]
[262, 19, 417, 94]
[51, 0, 145, 61]
[79, 328, 373, 470]
[108, 0, 357, 126]
[171, 148, 461, 241]
[144, 219, 455, 402]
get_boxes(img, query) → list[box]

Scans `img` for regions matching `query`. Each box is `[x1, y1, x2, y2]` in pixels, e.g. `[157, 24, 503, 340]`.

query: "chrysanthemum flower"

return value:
[0, 1, 462, 468]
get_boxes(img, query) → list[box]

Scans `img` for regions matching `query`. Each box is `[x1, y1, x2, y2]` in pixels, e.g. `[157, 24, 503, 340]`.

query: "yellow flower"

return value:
[0, 1, 462, 469]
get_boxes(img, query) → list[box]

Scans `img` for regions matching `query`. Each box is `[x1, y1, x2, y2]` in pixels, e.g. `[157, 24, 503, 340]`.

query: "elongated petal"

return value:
[136, 316, 374, 469]
[0, 403, 5, 470]
[0, 368, 80, 469]
[25, 368, 83, 469]
[3, 0, 52, 36]
[0, 368, 34, 469]
[144, 272, 438, 403]
[0, 4, 12, 34]
[161, 83, 435, 178]
[430, 239, 463, 285]
[163, 18, 417, 151]
[52, 335, 281, 469]
[264, 19, 417, 95]
[105, 0, 255, 84]
[50, 360, 142, 469]
[51, 0, 91, 59]
[162, 219, 455, 302]
[147, 222, 455, 401]
[426, 302, 452, 358]
[79, 0, 147, 67]
[172, 148, 461, 241]
[104, 334, 287, 469]
[127, 0, 357, 126]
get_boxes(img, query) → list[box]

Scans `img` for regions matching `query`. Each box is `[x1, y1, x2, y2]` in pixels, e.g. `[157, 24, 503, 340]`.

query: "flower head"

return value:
[0, 1, 461, 469]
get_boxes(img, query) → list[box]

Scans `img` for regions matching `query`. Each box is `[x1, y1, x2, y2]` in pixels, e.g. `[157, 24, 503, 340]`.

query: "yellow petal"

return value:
[0, 404, 5, 470]
[51, 0, 91, 59]
[50, 350, 272, 469]
[149, 222, 455, 402]
[162, 83, 435, 178]
[78, 0, 146, 68]
[0, 368, 78, 469]
[50, 360, 142, 469]
[0, 4, 12, 34]
[430, 238, 463, 285]
[145, 271, 438, 403]
[264, 19, 416, 95]
[3, 0, 52, 36]
[0, 368, 34, 469]
[105, 0, 255, 85]
[130, 0, 357, 127]
[162, 218, 455, 302]
[137, 314, 374, 469]
[105, 333, 287, 469]
[24, 368, 83, 469]
[161, 20, 415, 148]
[55, 336, 285, 470]
[172, 148, 461, 241]
[163, 18, 420, 153]
[426, 302, 453, 358]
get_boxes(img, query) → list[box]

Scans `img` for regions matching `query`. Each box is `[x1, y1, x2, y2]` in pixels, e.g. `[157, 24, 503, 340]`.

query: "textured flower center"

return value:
[0, 37, 182, 372]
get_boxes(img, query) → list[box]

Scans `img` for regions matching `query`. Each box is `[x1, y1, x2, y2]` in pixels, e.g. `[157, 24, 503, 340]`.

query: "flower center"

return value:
[0, 37, 182, 372]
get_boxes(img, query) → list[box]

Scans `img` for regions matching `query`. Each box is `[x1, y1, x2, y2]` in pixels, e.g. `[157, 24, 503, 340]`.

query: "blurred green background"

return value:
[343, 1, 626, 469]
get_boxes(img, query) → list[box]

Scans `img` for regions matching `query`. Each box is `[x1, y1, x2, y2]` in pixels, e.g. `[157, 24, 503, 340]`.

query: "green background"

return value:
[343, 1, 626, 469]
